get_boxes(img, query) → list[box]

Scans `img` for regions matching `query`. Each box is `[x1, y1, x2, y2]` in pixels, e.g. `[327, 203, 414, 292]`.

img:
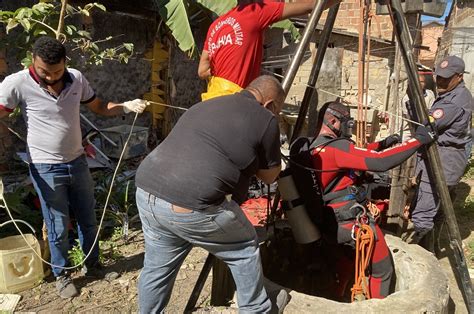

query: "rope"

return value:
[265, 71, 424, 127]
[351, 223, 375, 302]
[0, 111, 140, 270]
[367, 201, 381, 221]
[146, 100, 189, 111]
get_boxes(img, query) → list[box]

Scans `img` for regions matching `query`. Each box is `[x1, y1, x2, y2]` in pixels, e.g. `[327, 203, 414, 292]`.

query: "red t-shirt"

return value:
[203, 1, 284, 88]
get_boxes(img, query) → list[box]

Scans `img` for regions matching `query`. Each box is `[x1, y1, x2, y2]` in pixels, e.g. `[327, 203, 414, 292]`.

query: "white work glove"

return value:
[121, 99, 149, 114]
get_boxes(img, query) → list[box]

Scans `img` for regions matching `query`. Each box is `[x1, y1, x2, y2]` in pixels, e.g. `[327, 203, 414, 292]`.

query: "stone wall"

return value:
[0, 0, 36, 170]
[0, 2, 160, 167]
[76, 9, 157, 130]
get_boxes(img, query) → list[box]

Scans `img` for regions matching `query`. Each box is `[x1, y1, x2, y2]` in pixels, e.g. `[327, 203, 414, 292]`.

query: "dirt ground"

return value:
[12, 176, 474, 313]
[14, 227, 218, 313]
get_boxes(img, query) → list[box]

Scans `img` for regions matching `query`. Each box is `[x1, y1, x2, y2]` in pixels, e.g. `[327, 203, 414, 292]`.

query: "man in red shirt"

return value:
[198, 0, 339, 100]
[309, 101, 435, 298]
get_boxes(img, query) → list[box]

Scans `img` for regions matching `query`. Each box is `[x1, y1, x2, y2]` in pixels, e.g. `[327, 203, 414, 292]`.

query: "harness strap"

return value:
[281, 197, 305, 211]
[323, 185, 368, 204]
[334, 203, 364, 222]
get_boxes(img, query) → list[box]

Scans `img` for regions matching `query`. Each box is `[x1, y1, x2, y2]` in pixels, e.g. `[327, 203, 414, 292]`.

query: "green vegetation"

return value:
[68, 236, 123, 267]
[0, 2, 134, 67]
[68, 239, 86, 267]
[464, 158, 474, 179]
[467, 238, 474, 267]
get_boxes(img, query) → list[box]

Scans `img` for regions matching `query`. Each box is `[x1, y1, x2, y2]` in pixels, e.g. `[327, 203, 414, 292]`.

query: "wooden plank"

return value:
[210, 258, 236, 306]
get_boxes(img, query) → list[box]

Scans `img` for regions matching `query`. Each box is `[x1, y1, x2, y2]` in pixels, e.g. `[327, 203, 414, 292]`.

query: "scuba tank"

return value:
[278, 170, 321, 244]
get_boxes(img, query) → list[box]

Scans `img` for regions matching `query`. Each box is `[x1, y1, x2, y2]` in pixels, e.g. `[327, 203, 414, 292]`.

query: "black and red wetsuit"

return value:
[310, 134, 423, 299]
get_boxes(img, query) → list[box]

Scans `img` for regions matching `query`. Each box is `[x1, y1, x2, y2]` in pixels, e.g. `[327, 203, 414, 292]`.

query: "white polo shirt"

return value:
[0, 67, 96, 164]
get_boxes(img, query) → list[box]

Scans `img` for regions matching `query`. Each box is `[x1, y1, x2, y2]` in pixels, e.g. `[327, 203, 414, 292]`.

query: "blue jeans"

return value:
[136, 187, 271, 313]
[29, 155, 99, 277]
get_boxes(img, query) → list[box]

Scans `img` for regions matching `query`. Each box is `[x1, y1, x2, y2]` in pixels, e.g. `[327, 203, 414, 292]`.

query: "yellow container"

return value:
[0, 234, 44, 293]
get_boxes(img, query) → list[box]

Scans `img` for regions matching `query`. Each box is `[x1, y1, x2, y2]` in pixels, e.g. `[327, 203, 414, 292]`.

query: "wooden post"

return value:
[386, 42, 404, 235]
[386, 13, 420, 236]
[210, 258, 236, 306]
[185, 254, 215, 311]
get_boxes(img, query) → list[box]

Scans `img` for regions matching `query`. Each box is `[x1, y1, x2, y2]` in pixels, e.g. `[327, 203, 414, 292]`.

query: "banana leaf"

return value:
[271, 19, 301, 43]
[155, 0, 196, 55]
[195, 0, 236, 16]
[157, 0, 301, 55]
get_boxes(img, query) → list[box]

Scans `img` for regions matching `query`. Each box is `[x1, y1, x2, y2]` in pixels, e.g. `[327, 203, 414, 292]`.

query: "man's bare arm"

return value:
[198, 50, 211, 80]
[280, 0, 341, 20]
[256, 165, 282, 184]
[86, 98, 124, 116]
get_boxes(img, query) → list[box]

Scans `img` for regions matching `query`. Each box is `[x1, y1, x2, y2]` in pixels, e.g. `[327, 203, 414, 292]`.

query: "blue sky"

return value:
[421, 0, 453, 24]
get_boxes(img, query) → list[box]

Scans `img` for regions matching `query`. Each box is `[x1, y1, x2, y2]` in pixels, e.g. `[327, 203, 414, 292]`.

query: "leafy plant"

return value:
[68, 239, 85, 267]
[464, 158, 474, 179]
[0, 183, 43, 238]
[93, 170, 137, 241]
[1, 184, 35, 215]
[0, 2, 134, 67]
[67, 238, 122, 267]
[110, 226, 123, 242]
[467, 239, 474, 267]
[99, 239, 122, 262]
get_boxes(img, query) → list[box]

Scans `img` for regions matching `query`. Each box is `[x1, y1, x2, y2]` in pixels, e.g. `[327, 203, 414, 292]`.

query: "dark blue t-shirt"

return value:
[135, 91, 281, 210]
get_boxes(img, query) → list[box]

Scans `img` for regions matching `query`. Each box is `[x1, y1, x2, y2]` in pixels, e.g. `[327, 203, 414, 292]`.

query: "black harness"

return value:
[283, 136, 368, 223]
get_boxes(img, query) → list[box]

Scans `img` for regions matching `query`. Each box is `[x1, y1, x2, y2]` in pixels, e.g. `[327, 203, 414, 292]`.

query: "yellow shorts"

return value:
[201, 76, 243, 101]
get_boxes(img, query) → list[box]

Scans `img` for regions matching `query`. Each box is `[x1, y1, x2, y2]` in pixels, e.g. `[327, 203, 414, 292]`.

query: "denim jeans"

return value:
[29, 155, 99, 277]
[136, 187, 271, 313]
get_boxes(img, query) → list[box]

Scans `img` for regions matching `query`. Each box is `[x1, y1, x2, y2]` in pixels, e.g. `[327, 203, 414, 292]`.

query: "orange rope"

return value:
[351, 223, 375, 302]
[367, 201, 380, 221]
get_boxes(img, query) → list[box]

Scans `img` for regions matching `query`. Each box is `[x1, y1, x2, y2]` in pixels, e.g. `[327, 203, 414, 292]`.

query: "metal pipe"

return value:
[80, 113, 118, 147]
[388, 1, 473, 311]
[290, 2, 340, 142]
[281, 0, 327, 94]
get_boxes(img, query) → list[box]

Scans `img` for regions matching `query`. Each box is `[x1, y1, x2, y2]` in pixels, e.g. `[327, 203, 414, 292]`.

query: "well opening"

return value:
[260, 232, 450, 312]
[261, 224, 385, 302]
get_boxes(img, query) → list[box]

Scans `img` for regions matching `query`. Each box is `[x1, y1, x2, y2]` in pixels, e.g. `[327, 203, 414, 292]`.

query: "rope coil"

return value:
[351, 222, 375, 302]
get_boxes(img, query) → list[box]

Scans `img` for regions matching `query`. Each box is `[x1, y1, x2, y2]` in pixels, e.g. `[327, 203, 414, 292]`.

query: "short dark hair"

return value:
[246, 75, 285, 105]
[32, 36, 66, 65]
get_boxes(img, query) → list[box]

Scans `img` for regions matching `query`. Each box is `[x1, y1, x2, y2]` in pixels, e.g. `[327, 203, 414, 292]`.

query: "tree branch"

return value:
[29, 18, 57, 34]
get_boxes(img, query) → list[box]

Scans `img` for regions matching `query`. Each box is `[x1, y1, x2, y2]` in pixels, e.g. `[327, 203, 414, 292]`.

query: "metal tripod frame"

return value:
[283, 0, 472, 311]
[186, 0, 473, 311]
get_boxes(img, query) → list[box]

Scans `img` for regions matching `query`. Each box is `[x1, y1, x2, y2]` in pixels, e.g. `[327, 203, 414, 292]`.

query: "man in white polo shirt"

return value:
[0, 36, 147, 298]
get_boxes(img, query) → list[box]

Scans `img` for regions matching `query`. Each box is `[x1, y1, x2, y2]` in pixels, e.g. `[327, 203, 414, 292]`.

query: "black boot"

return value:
[418, 229, 435, 253]
[405, 228, 434, 252]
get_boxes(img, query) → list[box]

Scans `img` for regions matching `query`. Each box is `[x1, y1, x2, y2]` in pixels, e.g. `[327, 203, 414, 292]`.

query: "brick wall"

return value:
[280, 1, 395, 107]
[419, 22, 444, 68]
[319, 0, 394, 40]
